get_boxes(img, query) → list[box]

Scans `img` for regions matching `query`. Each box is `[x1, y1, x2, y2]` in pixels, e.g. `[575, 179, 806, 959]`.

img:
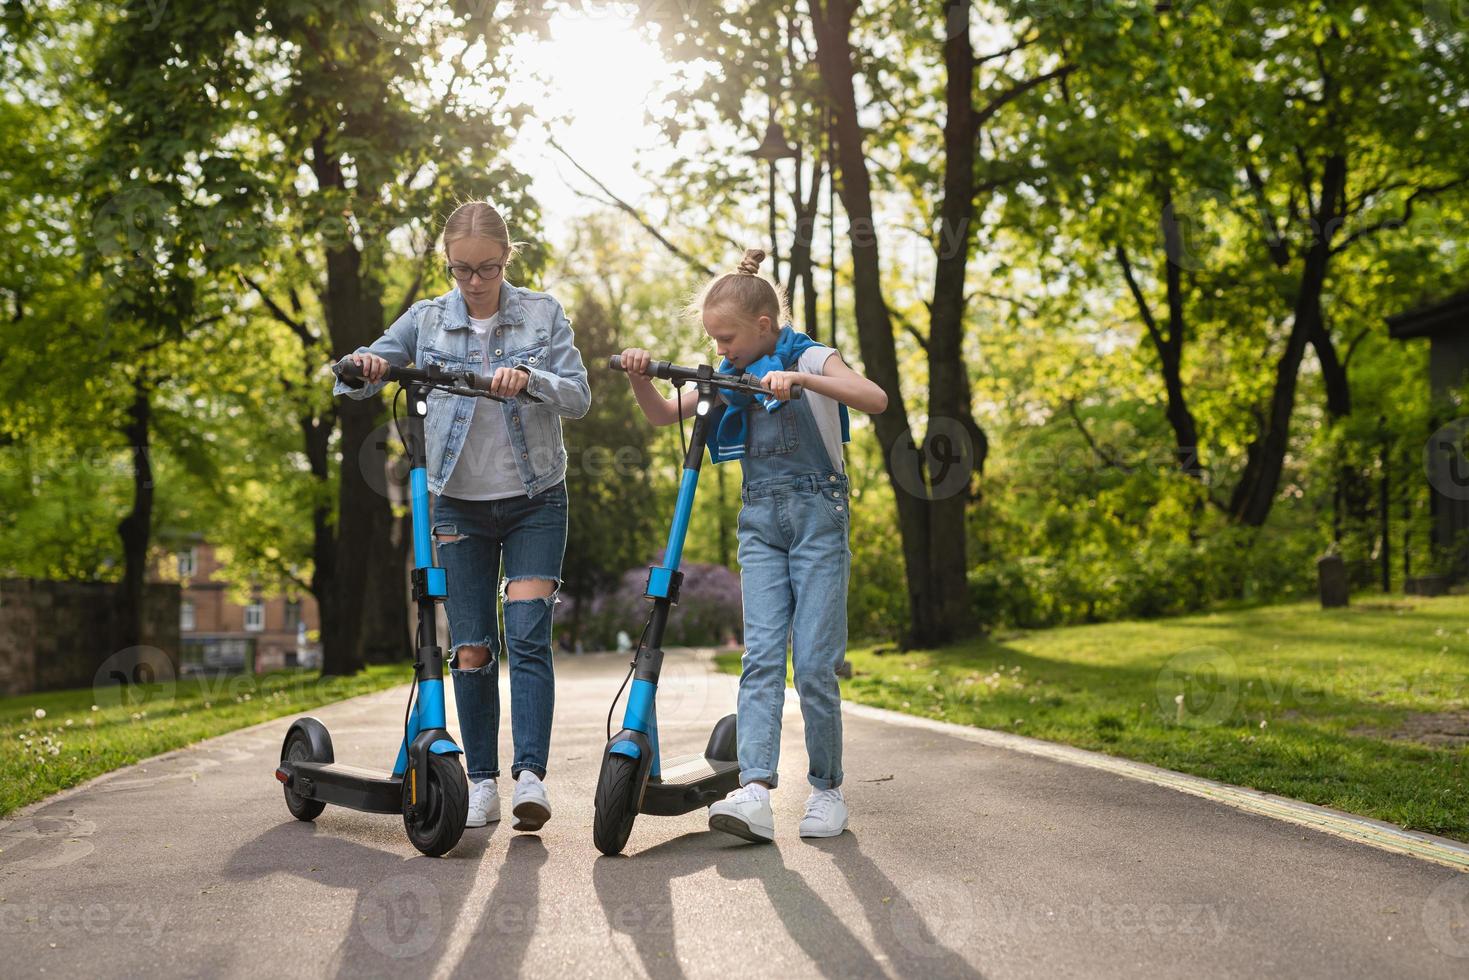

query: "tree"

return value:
[1018, 1, 1469, 526]
[640, 0, 1072, 645]
[86, 0, 551, 673]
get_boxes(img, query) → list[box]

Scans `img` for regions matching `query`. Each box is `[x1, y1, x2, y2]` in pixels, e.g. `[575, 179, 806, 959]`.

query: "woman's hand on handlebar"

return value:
[346, 352, 390, 384]
[617, 348, 655, 378]
[489, 366, 530, 399]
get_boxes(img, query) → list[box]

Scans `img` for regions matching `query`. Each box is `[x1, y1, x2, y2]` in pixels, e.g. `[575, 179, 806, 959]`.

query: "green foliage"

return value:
[5, 2, 1469, 654]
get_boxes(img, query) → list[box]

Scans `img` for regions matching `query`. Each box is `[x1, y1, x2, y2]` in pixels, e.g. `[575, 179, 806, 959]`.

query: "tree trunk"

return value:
[323, 263, 405, 675]
[1157, 187, 1204, 474]
[1228, 153, 1347, 526]
[1310, 318, 1351, 420]
[362, 511, 411, 664]
[1117, 185, 1205, 479]
[300, 408, 337, 671]
[116, 381, 153, 653]
[811, 0, 972, 646]
[313, 136, 412, 676]
[923, 0, 987, 639]
[786, 152, 823, 335]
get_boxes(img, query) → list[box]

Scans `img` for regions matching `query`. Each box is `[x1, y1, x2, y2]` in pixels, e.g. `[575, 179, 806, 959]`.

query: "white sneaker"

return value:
[707, 784, 775, 843]
[799, 788, 848, 838]
[511, 771, 551, 832]
[466, 778, 500, 828]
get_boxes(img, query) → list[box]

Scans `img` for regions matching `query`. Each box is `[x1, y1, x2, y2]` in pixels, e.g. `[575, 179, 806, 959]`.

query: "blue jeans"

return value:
[432, 484, 567, 781]
[735, 473, 850, 790]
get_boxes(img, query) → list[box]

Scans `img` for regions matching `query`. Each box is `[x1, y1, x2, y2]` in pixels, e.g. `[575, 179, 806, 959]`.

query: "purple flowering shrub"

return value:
[568, 555, 743, 651]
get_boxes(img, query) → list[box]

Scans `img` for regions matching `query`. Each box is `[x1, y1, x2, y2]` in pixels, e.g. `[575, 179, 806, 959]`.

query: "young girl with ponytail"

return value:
[619, 249, 887, 841]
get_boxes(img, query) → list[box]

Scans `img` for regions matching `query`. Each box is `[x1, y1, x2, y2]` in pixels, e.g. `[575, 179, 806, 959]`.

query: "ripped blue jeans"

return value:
[432, 483, 567, 781]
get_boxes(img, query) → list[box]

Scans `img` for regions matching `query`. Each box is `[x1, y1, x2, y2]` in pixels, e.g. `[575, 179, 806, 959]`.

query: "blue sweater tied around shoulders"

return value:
[705, 325, 850, 464]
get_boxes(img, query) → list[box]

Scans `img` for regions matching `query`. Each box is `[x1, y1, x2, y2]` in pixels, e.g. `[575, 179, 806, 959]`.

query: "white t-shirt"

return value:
[796, 347, 845, 474]
[440, 313, 525, 500]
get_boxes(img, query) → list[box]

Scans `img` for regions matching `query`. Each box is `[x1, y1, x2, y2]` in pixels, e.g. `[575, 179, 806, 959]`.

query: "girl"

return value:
[619, 248, 887, 841]
[336, 200, 590, 833]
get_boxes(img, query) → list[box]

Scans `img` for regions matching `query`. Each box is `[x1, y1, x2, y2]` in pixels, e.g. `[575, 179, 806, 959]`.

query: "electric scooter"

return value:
[593, 355, 801, 856]
[273, 358, 503, 857]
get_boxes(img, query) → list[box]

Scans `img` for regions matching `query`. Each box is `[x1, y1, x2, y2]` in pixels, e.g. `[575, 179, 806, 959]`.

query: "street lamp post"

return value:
[827, 105, 837, 348]
[750, 115, 797, 284]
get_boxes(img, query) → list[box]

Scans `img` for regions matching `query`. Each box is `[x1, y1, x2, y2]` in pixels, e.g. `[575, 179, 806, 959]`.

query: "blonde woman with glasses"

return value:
[337, 200, 590, 835]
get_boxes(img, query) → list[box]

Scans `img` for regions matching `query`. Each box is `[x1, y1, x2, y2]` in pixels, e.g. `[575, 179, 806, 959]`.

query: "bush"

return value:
[572, 559, 744, 651]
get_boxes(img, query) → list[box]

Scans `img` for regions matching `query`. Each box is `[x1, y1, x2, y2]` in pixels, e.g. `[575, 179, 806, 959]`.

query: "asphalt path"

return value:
[2, 648, 1467, 978]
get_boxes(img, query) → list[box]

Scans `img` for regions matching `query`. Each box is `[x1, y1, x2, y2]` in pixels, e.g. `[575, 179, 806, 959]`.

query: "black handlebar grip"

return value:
[333, 358, 365, 390]
[607, 354, 624, 371]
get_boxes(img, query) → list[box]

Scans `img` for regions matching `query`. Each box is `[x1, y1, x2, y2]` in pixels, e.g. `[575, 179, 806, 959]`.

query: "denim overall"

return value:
[733, 390, 849, 790]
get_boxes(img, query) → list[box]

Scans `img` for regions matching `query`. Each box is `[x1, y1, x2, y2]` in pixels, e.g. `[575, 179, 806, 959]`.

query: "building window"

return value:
[284, 600, 302, 631]
[244, 602, 265, 632]
[180, 601, 195, 632]
[177, 547, 198, 578]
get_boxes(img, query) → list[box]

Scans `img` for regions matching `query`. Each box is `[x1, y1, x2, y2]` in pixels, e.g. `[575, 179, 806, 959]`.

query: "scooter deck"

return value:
[278, 761, 402, 814]
[640, 752, 741, 816]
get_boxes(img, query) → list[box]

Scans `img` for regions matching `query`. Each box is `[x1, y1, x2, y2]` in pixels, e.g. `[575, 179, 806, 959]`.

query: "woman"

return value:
[336, 200, 590, 832]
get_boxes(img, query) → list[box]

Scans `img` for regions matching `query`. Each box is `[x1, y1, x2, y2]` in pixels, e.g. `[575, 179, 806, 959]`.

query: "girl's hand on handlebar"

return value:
[762, 370, 801, 402]
[618, 348, 654, 378]
[347, 352, 390, 384]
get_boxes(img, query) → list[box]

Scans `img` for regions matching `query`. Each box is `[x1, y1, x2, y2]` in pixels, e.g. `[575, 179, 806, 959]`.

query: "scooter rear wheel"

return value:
[403, 753, 468, 857]
[281, 728, 327, 821]
[593, 754, 641, 856]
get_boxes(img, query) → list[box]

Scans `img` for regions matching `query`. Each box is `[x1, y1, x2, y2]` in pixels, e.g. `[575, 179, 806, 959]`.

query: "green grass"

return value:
[0, 665, 409, 818]
[717, 596, 1469, 841]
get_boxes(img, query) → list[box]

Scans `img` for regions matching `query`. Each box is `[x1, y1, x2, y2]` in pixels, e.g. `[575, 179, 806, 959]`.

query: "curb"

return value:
[835, 696, 1469, 873]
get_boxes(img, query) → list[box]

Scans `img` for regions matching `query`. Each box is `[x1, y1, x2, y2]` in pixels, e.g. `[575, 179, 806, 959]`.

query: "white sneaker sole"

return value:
[511, 800, 550, 832]
[708, 812, 775, 843]
[799, 820, 847, 839]
[465, 810, 501, 829]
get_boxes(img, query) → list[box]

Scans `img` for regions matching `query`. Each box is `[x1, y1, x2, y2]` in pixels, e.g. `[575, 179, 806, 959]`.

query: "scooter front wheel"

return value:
[593, 753, 641, 856]
[403, 753, 468, 857]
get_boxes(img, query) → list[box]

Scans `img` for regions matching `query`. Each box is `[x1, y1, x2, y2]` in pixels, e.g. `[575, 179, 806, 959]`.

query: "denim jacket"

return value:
[333, 281, 591, 498]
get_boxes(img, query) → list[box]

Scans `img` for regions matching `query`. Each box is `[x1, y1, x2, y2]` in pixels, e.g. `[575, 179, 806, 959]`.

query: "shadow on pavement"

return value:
[591, 830, 986, 979]
[223, 815, 497, 977]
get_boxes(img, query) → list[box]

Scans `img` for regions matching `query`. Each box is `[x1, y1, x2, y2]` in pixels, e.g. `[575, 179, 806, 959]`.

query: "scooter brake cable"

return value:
[605, 613, 653, 742]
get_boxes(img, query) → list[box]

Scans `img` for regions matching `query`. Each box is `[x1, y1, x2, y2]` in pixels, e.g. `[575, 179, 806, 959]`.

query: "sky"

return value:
[500, 6, 683, 243]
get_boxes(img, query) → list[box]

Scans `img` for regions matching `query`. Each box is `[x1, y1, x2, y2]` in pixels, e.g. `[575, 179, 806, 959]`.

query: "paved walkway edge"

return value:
[832, 695, 1469, 873]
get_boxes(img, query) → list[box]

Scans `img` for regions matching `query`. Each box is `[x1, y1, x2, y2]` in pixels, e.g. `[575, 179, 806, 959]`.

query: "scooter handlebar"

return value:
[334, 357, 367, 389]
[332, 357, 505, 401]
[606, 354, 802, 399]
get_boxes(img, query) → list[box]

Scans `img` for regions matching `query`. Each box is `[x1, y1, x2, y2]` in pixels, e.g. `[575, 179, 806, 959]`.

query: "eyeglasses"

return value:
[446, 261, 504, 283]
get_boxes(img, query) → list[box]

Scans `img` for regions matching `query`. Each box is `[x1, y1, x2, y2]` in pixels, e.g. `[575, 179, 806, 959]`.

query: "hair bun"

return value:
[736, 248, 766, 276]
